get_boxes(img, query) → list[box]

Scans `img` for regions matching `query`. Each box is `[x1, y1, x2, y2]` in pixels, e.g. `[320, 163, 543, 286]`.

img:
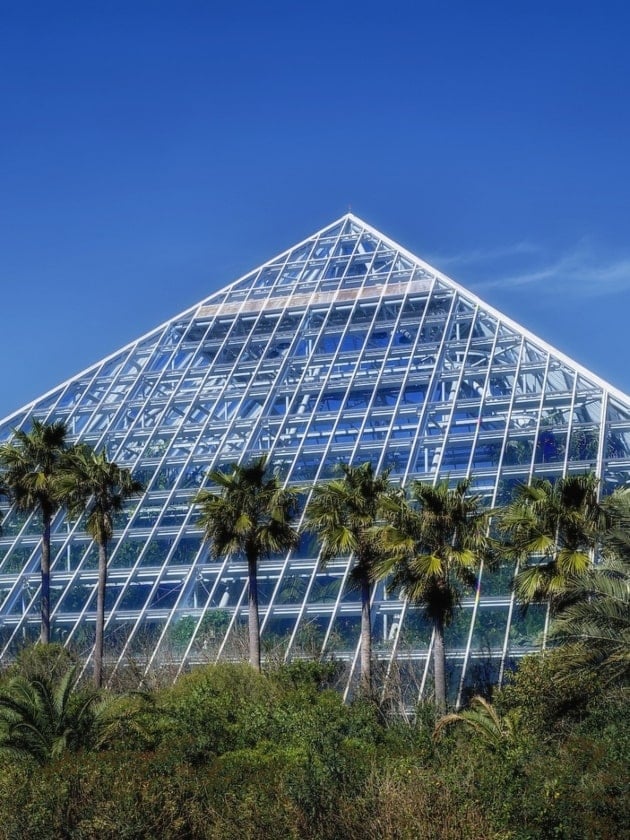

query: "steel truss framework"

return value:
[1, 214, 629, 703]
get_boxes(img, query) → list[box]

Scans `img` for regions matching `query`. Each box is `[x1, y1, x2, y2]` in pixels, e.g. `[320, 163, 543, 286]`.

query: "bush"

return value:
[0, 749, 205, 839]
[3, 642, 78, 684]
[157, 662, 278, 760]
[497, 652, 599, 739]
[0, 653, 625, 838]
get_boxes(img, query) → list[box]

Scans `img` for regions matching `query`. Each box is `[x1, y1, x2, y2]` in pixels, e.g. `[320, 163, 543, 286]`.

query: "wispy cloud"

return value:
[428, 241, 541, 268]
[431, 240, 630, 298]
[482, 247, 630, 297]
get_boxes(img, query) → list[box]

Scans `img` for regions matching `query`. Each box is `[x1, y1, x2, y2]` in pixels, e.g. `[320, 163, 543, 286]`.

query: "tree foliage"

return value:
[434, 695, 515, 748]
[57, 443, 144, 687]
[496, 473, 610, 605]
[0, 419, 69, 643]
[0, 663, 150, 765]
[194, 456, 299, 670]
[548, 556, 630, 687]
[378, 478, 491, 710]
[305, 462, 396, 693]
[0, 652, 625, 838]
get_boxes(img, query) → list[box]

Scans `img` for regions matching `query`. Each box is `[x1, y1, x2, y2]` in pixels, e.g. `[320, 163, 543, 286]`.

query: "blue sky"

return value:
[1, 1, 629, 419]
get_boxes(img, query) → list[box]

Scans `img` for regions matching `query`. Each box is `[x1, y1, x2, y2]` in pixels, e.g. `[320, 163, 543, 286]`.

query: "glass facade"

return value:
[0, 214, 629, 702]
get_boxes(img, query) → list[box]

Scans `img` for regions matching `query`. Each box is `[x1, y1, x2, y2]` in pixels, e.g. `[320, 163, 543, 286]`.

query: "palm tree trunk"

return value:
[433, 613, 447, 713]
[40, 514, 51, 645]
[247, 551, 261, 672]
[360, 573, 372, 695]
[93, 539, 108, 688]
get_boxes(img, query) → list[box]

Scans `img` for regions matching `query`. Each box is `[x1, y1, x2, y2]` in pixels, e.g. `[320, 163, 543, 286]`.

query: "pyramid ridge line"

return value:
[342, 215, 630, 407]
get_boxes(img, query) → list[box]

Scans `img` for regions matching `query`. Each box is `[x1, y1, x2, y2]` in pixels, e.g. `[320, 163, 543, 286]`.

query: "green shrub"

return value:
[3, 642, 78, 684]
[497, 652, 599, 739]
[156, 662, 280, 761]
[0, 749, 205, 839]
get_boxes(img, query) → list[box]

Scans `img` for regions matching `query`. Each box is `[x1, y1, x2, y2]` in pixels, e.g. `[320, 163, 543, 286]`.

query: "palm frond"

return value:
[434, 696, 514, 748]
[547, 558, 630, 686]
[497, 473, 612, 609]
[375, 479, 490, 618]
[193, 457, 299, 564]
[304, 461, 396, 571]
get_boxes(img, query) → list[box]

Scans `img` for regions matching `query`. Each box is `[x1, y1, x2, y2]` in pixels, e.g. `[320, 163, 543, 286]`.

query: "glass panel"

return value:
[292, 615, 328, 657]
[327, 614, 360, 653]
[508, 603, 546, 653]
[470, 606, 509, 651]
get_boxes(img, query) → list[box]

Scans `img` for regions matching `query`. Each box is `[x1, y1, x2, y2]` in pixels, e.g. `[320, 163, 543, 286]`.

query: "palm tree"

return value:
[600, 486, 630, 563]
[547, 556, 630, 687]
[305, 462, 395, 694]
[0, 419, 69, 644]
[57, 444, 144, 688]
[193, 456, 299, 672]
[0, 470, 9, 533]
[0, 664, 150, 764]
[433, 695, 515, 748]
[495, 474, 610, 607]
[378, 479, 491, 712]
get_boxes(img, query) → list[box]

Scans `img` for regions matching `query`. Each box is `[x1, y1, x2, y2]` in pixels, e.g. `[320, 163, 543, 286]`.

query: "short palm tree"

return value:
[378, 479, 491, 712]
[193, 456, 299, 671]
[495, 474, 610, 607]
[305, 462, 395, 694]
[57, 444, 144, 688]
[0, 419, 69, 643]
[0, 665, 150, 764]
[433, 694, 515, 748]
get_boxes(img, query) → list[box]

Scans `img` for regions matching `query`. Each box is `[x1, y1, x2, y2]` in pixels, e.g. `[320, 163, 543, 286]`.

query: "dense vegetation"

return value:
[0, 646, 626, 839]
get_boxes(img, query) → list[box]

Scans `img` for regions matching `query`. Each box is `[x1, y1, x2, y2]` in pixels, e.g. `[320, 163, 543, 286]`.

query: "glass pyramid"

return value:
[1, 214, 629, 702]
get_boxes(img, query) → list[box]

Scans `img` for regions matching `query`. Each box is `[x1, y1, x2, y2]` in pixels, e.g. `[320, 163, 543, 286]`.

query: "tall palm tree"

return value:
[305, 462, 395, 694]
[378, 479, 491, 712]
[0, 478, 6, 536]
[0, 419, 69, 644]
[57, 444, 144, 687]
[193, 456, 299, 672]
[495, 473, 610, 607]
[600, 486, 630, 564]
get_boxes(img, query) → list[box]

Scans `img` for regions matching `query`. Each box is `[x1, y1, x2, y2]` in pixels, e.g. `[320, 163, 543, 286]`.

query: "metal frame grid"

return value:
[1, 214, 629, 702]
